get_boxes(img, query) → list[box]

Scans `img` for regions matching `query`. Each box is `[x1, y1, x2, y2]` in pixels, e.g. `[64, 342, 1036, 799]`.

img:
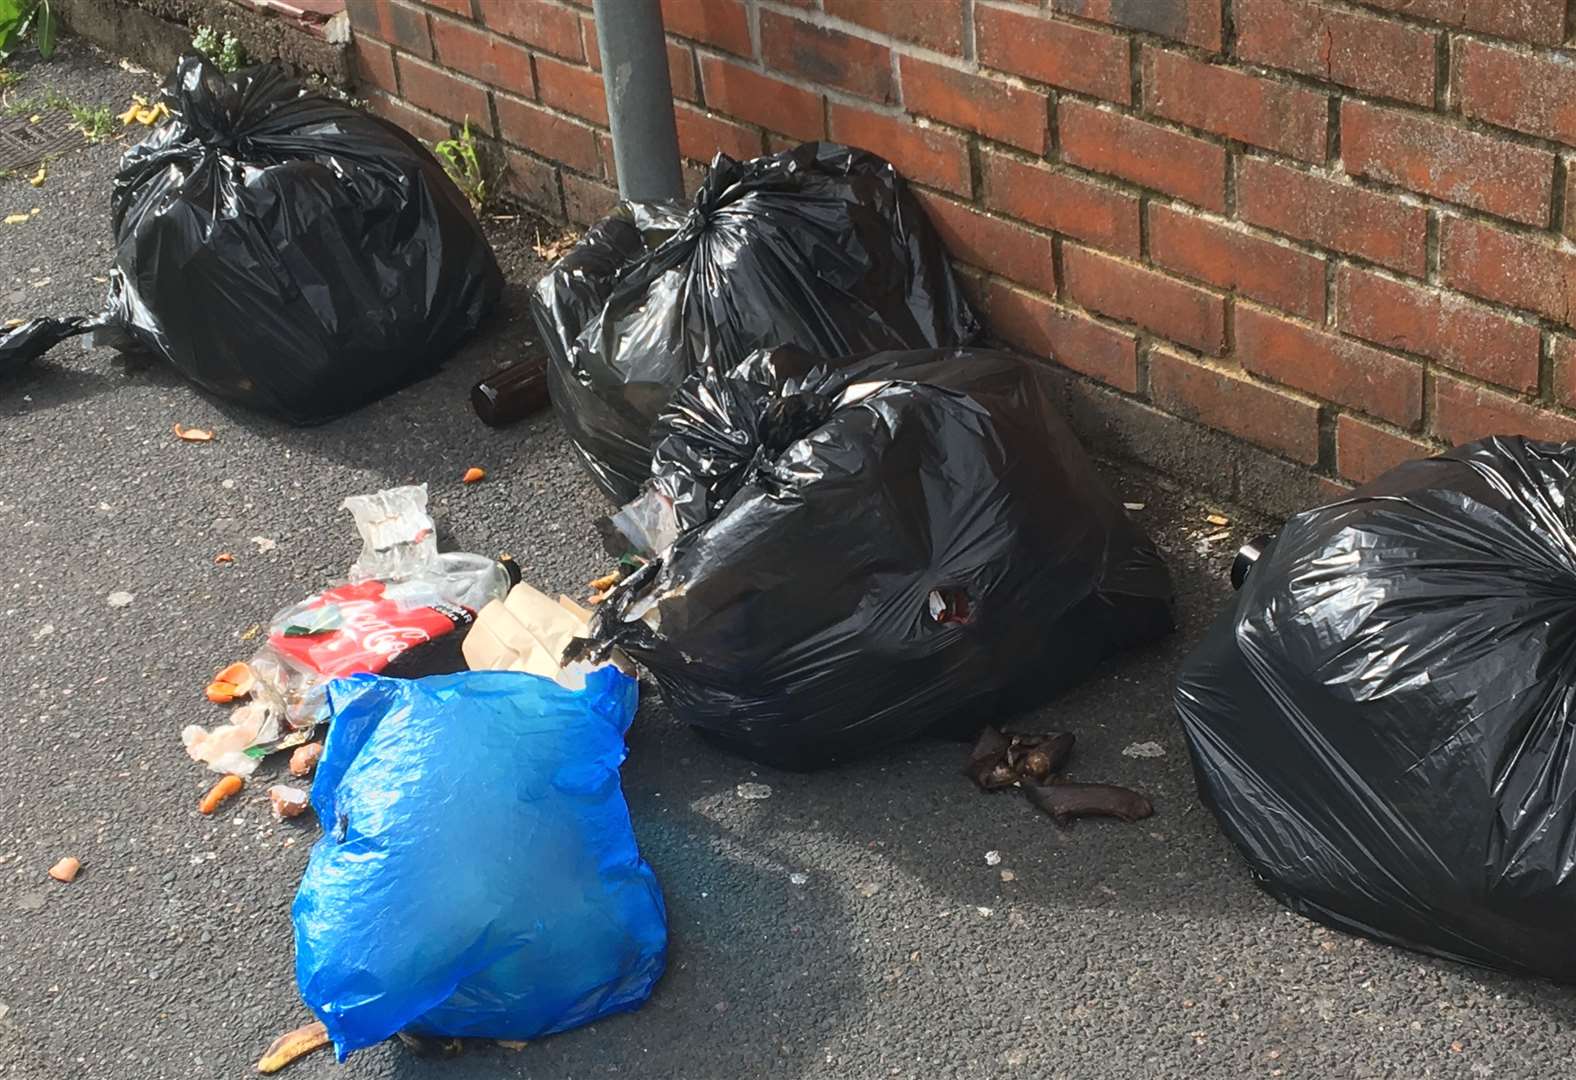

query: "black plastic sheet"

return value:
[0, 55, 501, 423]
[530, 142, 982, 502]
[592, 346, 1174, 770]
[1176, 436, 1576, 981]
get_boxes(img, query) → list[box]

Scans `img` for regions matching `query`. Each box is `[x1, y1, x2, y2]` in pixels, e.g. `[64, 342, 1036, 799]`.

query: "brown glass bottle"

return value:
[471, 344, 550, 427]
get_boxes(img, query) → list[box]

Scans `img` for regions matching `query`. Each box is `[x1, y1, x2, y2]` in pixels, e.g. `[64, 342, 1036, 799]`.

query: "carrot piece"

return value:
[199, 774, 244, 815]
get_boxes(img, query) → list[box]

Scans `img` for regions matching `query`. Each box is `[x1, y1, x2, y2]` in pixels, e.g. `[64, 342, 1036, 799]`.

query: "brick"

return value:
[351, 38, 397, 95]
[982, 279, 1140, 393]
[1440, 216, 1576, 326]
[1058, 101, 1226, 212]
[431, 16, 534, 95]
[976, 5, 1130, 105]
[1433, 375, 1576, 446]
[1337, 265, 1540, 392]
[661, 0, 752, 57]
[824, 0, 964, 54]
[674, 102, 761, 164]
[699, 56, 824, 142]
[496, 94, 599, 174]
[1454, 38, 1576, 149]
[761, 10, 894, 103]
[899, 57, 1049, 155]
[1149, 348, 1321, 463]
[981, 150, 1140, 256]
[397, 55, 490, 127]
[563, 171, 619, 225]
[1142, 48, 1326, 163]
[1341, 101, 1554, 228]
[1050, 0, 1222, 50]
[584, 20, 697, 101]
[1235, 0, 1436, 107]
[1355, 0, 1564, 46]
[421, 0, 473, 16]
[828, 104, 971, 197]
[477, 0, 583, 59]
[504, 149, 562, 218]
[1237, 158, 1426, 276]
[1147, 204, 1325, 321]
[347, 0, 433, 57]
[1554, 336, 1576, 410]
[1236, 304, 1423, 427]
[1336, 414, 1434, 485]
[913, 191, 1057, 296]
[1063, 244, 1226, 354]
[536, 54, 609, 127]
[366, 91, 452, 145]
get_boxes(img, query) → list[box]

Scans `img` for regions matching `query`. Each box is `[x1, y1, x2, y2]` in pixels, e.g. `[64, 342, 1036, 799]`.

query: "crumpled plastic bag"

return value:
[1, 54, 500, 422]
[293, 666, 666, 1058]
[530, 141, 981, 501]
[1176, 435, 1576, 981]
[591, 345, 1174, 770]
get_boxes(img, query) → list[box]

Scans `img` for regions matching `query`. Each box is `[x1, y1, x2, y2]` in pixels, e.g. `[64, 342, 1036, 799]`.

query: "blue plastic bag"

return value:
[291, 667, 667, 1060]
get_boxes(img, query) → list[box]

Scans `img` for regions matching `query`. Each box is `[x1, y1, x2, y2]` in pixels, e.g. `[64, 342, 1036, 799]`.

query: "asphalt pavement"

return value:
[3, 38, 1576, 1080]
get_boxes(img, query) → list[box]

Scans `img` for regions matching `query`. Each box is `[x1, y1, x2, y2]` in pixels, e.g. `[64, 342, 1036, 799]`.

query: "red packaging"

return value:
[268, 580, 474, 679]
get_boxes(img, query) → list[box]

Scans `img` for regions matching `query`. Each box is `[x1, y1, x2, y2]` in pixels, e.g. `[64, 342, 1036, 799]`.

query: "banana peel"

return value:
[117, 95, 170, 127]
[256, 1021, 329, 1074]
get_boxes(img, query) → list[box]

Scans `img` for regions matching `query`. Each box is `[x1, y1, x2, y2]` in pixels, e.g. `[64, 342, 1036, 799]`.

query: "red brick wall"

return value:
[349, 0, 1576, 510]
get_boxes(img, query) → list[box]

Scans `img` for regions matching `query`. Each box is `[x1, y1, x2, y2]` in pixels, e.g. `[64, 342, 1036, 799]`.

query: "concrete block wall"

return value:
[349, 0, 1576, 511]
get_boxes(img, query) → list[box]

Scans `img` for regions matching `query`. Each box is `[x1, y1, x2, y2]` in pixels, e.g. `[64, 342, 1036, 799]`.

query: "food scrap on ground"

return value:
[462, 466, 486, 483]
[198, 774, 244, 815]
[268, 785, 310, 821]
[47, 857, 80, 883]
[256, 1020, 330, 1074]
[172, 423, 214, 442]
[288, 742, 322, 778]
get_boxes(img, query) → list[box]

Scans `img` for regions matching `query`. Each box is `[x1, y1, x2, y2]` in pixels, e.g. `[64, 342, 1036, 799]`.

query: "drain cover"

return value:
[0, 109, 84, 174]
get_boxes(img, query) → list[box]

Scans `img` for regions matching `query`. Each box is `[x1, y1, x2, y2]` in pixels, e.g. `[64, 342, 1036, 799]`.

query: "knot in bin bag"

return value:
[591, 346, 1175, 771]
[0, 54, 501, 423]
[530, 141, 981, 501]
[1176, 436, 1576, 980]
[292, 668, 666, 1059]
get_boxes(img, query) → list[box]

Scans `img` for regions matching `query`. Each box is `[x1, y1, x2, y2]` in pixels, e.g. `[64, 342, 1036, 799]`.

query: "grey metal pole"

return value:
[592, 0, 685, 202]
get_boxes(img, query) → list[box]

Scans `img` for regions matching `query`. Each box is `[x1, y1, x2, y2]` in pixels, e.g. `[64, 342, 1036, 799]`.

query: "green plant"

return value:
[0, 0, 58, 63]
[191, 24, 246, 73]
[433, 119, 492, 212]
[67, 100, 111, 141]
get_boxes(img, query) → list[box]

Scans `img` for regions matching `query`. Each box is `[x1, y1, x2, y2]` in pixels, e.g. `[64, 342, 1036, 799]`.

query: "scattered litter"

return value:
[117, 94, 170, 126]
[1206, 513, 1230, 527]
[172, 423, 214, 442]
[533, 142, 980, 500]
[288, 742, 322, 778]
[1124, 502, 1146, 512]
[472, 348, 550, 427]
[736, 782, 772, 800]
[106, 590, 134, 608]
[268, 785, 310, 821]
[239, 624, 261, 641]
[28, 163, 45, 188]
[256, 1020, 329, 1074]
[856, 882, 881, 898]
[976, 906, 993, 917]
[966, 727, 1074, 791]
[2, 214, 28, 225]
[214, 552, 234, 564]
[462, 466, 486, 484]
[788, 872, 808, 886]
[1000, 869, 1016, 882]
[3, 318, 21, 329]
[1025, 783, 1154, 828]
[249, 536, 276, 553]
[496, 1040, 529, 1052]
[1122, 741, 1166, 759]
[32, 623, 52, 642]
[984, 850, 1001, 866]
[47, 857, 80, 883]
[198, 774, 243, 815]
[293, 667, 664, 1059]
[1204, 530, 1231, 544]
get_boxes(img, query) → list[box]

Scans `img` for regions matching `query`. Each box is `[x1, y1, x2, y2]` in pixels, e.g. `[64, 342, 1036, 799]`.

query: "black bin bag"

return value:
[1176, 436, 1576, 981]
[589, 346, 1175, 770]
[530, 142, 981, 502]
[0, 55, 501, 423]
